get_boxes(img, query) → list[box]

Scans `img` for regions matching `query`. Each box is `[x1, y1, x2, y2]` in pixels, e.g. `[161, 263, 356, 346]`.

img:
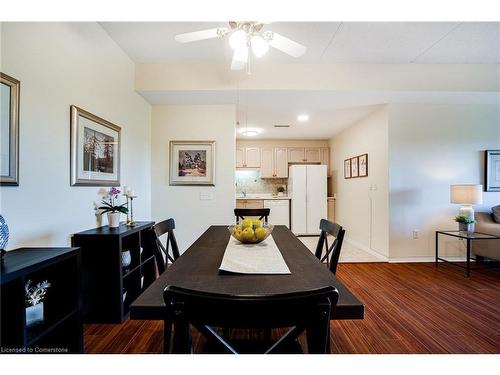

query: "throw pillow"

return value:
[493, 205, 500, 223]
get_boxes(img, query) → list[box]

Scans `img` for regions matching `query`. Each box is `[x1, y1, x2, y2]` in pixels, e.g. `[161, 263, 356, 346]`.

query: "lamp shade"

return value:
[450, 184, 483, 205]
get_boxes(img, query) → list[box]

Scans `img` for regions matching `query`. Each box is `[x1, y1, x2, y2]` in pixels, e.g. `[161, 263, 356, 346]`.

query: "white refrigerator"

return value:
[289, 165, 327, 235]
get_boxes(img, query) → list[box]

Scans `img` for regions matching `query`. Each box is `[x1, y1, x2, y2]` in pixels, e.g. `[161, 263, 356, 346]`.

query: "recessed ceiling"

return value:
[101, 22, 500, 64]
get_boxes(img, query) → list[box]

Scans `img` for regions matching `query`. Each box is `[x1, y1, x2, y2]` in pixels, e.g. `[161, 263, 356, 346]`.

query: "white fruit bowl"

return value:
[228, 224, 274, 244]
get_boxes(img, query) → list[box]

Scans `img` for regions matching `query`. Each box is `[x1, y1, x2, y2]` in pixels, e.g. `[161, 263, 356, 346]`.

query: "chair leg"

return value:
[306, 299, 331, 354]
[163, 318, 172, 353]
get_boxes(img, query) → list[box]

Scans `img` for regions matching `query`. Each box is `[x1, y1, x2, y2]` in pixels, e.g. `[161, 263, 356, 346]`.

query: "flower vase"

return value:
[459, 222, 474, 234]
[107, 212, 121, 228]
[26, 302, 44, 327]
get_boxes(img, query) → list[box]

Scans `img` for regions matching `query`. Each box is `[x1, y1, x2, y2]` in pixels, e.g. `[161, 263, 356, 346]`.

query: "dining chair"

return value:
[149, 218, 180, 275]
[315, 219, 345, 275]
[234, 208, 270, 224]
[163, 285, 339, 354]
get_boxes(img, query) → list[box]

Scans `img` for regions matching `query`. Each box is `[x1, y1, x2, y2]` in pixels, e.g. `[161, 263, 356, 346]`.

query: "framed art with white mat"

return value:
[70, 105, 121, 186]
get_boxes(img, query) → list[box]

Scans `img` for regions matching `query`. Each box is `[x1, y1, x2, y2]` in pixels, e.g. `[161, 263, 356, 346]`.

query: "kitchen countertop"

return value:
[236, 194, 291, 200]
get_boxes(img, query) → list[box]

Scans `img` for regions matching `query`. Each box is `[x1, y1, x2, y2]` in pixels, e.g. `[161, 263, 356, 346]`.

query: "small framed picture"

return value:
[358, 153, 368, 177]
[344, 159, 351, 179]
[170, 140, 215, 186]
[351, 157, 359, 178]
[70, 106, 121, 186]
[485, 150, 500, 192]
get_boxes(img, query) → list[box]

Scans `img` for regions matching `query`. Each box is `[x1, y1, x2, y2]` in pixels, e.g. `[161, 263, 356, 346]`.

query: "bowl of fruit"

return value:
[228, 219, 274, 244]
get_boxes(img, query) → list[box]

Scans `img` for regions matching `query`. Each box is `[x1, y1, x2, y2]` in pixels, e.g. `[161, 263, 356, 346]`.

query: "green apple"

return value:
[242, 219, 253, 229]
[241, 227, 255, 242]
[255, 227, 267, 241]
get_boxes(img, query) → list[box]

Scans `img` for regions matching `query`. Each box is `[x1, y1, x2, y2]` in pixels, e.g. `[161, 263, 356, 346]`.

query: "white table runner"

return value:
[219, 235, 291, 274]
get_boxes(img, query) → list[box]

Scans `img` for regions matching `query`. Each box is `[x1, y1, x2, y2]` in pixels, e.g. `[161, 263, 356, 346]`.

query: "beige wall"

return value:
[0, 22, 151, 249]
[329, 106, 390, 258]
[151, 105, 236, 252]
[136, 63, 500, 92]
[388, 103, 500, 261]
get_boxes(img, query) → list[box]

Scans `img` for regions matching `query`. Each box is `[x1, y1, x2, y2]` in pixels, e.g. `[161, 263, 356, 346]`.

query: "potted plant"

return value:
[99, 187, 128, 228]
[276, 185, 286, 197]
[455, 215, 476, 234]
[25, 280, 51, 327]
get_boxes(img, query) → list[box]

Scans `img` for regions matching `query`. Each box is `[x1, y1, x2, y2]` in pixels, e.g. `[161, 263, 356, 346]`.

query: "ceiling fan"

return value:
[174, 21, 307, 71]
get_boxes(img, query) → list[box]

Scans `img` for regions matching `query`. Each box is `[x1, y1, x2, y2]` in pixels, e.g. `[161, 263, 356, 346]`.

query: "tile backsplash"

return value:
[235, 170, 287, 195]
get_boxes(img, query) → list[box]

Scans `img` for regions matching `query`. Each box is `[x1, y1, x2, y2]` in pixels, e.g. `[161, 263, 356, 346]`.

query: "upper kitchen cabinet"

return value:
[305, 148, 321, 163]
[274, 148, 288, 178]
[236, 147, 261, 168]
[261, 147, 288, 178]
[288, 147, 321, 163]
[288, 148, 305, 163]
[320, 147, 330, 175]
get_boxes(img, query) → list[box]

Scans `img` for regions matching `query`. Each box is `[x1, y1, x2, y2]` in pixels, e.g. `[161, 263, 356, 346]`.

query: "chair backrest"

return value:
[163, 284, 339, 329]
[314, 219, 345, 275]
[234, 208, 270, 224]
[151, 218, 180, 274]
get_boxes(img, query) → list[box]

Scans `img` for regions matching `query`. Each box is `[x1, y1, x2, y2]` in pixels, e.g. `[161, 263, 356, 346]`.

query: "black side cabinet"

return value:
[0, 247, 83, 353]
[71, 222, 156, 323]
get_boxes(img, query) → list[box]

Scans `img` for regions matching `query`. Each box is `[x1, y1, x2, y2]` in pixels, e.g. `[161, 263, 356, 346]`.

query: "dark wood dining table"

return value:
[130, 225, 364, 353]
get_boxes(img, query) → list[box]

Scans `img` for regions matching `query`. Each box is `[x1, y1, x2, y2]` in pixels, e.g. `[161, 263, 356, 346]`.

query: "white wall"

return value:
[151, 105, 236, 252]
[388, 103, 500, 260]
[0, 23, 151, 249]
[330, 106, 390, 258]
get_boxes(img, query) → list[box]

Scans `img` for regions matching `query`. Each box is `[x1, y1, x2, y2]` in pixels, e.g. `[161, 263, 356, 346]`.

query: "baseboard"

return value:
[388, 256, 475, 263]
[344, 238, 388, 261]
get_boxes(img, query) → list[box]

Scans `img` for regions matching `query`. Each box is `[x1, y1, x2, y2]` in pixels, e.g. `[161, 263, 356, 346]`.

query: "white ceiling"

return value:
[101, 22, 500, 64]
[100, 22, 500, 139]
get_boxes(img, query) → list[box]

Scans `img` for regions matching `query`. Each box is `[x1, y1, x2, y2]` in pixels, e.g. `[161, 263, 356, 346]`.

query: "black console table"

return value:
[435, 230, 500, 277]
[0, 247, 82, 353]
[71, 221, 155, 323]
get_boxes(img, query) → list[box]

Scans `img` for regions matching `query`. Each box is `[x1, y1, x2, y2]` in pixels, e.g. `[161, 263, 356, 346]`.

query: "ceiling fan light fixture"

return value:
[250, 35, 269, 58]
[229, 29, 247, 51]
[233, 46, 249, 63]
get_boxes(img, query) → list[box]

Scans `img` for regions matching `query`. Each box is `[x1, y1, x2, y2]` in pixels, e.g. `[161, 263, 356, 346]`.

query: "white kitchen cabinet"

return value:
[236, 147, 261, 168]
[320, 147, 330, 175]
[260, 148, 274, 178]
[274, 147, 288, 178]
[288, 148, 305, 163]
[261, 147, 289, 178]
[305, 148, 321, 163]
[245, 148, 261, 168]
[236, 148, 244, 168]
[236, 199, 264, 209]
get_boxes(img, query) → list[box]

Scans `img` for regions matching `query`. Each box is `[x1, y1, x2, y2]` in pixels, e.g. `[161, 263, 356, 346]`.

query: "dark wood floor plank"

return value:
[84, 262, 500, 354]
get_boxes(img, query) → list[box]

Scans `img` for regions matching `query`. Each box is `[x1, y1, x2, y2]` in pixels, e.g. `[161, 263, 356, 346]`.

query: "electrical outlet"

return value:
[412, 230, 420, 239]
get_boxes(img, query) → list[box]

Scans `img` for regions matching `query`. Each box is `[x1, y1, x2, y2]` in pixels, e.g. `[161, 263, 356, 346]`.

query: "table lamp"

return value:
[450, 184, 483, 219]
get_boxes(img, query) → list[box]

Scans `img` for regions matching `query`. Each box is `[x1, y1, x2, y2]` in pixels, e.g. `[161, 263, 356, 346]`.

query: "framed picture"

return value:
[351, 157, 359, 178]
[169, 140, 215, 186]
[70, 105, 121, 186]
[1, 73, 20, 186]
[344, 159, 351, 179]
[358, 153, 368, 177]
[485, 150, 500, 192]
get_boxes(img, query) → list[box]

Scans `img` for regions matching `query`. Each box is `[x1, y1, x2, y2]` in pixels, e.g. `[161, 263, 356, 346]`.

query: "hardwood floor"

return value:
[84, 262, 500, 354]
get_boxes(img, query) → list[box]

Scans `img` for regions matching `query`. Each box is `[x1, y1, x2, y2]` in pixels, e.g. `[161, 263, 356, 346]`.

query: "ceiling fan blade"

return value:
[268, 32, 307, 58]
[231, 48, 248, 70]
[174, 28, 228, 43]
